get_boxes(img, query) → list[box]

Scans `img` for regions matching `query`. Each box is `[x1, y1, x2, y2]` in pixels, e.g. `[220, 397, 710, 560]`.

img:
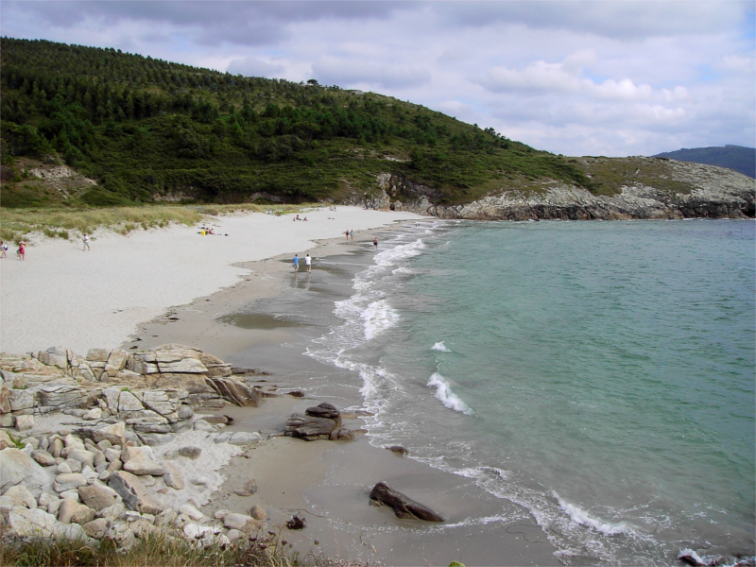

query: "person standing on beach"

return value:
[0, 241, 7, 258]
[345, 230, 349, 240]
[82, 234, 90, 251]
[293, 254, 299, 272]
[373, 237, 378, 249]
[305, 253, 312, 273]
[350, 230, 354, 240]
[17, 241, 25, 260]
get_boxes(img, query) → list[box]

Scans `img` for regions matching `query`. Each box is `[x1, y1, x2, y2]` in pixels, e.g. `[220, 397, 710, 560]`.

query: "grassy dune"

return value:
[0, 203, 312, 244]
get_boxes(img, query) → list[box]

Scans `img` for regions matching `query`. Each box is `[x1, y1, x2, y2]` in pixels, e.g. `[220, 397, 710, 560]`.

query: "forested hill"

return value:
[653, 146, 755, 179]
[0, 36, 592, 208]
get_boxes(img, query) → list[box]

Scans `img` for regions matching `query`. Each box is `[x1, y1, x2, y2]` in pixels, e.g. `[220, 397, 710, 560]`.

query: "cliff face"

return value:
[375, 158, 755, 221]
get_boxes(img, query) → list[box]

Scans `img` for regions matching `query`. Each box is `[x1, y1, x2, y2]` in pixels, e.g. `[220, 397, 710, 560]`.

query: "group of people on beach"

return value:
[1, 240, 24, 260]
[292, 253, 312, 274]
[345, 230, 354, 239]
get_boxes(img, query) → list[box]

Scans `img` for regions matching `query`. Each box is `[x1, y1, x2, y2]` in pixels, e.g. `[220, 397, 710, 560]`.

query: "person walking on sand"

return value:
[373, 237, 378, 249]
[293, 254, 299, 272]
[82, 234, 90, 251]
[350, 230, 354, 240]
[305, 253, 312, 273]
[345, 230, 349, 240]
[17, 241, 25, 260]
[0, 241, 7, 259]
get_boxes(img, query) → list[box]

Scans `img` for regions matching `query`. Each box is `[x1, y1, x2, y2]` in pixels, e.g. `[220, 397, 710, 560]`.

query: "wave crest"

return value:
[427, 372, 473, 414]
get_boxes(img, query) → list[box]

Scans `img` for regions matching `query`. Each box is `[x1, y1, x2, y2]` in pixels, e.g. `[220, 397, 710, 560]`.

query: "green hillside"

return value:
[0, 37, 593, 208]
[653, 145, 755, 178]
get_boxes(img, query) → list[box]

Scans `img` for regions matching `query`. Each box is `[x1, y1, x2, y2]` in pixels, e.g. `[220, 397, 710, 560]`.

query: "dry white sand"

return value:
[0, 206, 424, 355]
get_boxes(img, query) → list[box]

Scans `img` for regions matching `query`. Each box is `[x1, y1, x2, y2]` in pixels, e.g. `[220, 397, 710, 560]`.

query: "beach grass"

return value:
[0, 528, 370, 567]
[0, 203, 318, 244]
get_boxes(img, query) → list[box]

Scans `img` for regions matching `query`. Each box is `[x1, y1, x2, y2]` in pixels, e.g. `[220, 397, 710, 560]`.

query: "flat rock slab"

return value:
[0, 448, 53, 496]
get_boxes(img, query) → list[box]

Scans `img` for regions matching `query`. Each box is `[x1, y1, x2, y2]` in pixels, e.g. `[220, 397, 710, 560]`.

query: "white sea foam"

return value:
[372, 238, 425, 272]
[554, 492, 630, 536]
[361, 299, 400, 340]
[392, 266, 414, 275]
[431, 341, 451, 352]
[427, 372, 473, 414]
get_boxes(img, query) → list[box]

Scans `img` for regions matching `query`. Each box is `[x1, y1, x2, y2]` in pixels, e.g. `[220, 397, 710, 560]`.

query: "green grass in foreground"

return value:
[0, 203, 316, 244]
[0, 524, 465, 567]
[0, 529, 377, 567]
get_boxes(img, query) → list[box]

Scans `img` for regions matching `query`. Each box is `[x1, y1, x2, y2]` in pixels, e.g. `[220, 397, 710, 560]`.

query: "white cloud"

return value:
[227, 57, 286, 78]
[475, 54, 656, 102]
[312, 57, 432, 89]
[714, 54, 756, 74]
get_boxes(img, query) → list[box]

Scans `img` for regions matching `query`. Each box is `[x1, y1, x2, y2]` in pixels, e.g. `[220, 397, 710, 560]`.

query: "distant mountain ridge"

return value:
[653, 145, 755, 179]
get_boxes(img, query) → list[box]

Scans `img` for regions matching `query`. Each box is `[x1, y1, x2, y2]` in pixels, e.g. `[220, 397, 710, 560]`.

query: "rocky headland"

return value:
[370, 158, 755, 220]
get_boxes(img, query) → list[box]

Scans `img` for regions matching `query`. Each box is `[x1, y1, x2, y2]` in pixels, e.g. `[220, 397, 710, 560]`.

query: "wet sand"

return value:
[125, 226, 560, 566]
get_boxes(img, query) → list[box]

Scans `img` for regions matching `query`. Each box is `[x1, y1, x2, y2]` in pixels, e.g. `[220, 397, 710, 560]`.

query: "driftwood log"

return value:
[369, 481, 445, 522]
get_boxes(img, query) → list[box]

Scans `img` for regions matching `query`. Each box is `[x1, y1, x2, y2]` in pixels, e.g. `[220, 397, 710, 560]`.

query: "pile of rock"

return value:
[0, 344, 263, 444]
[0, 428, 266, 549]
[284, 402, 365, 441]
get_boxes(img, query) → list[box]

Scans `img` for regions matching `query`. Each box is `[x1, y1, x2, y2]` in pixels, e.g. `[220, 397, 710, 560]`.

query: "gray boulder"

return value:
[58, 498, 96, 525]
[0, 448, 53, 496]
[121, 445, 164, 476]
[7, 507, 87, 540]
[2, 484, 37, 509]
[78, 484, 121, 511]
[108, 471, 164, 515]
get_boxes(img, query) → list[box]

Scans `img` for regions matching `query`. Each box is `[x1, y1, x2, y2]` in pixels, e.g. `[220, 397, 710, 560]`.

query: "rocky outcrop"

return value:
[0, 344, 267, 435]
[0, 345, 272, 551]
[372, 158, 755, 220]
[285, 402, 363, 441]
[369, 481, 445, 522]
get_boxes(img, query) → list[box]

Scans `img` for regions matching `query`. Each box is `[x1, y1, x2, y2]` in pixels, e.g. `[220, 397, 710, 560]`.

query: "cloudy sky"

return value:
[2, 1, 754, 157]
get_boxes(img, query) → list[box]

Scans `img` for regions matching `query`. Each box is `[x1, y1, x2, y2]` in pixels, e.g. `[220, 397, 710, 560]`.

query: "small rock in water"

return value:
[386, 445, 409, 456]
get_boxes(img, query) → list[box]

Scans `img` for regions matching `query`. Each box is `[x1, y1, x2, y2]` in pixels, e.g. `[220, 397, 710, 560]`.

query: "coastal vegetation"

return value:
[0, 203, 313, 244]
[0, 529, 340, 567]
[0, 37, 594, 209]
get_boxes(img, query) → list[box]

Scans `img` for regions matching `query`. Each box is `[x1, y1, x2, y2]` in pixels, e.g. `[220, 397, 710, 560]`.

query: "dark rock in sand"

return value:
[287, 390, 305, 398]
[286, 402, 344, 440]
[305, 402, 342, 427]
[286, 515, 306, 530]
[677, 550, 736, 567]
[285, 414, 338, 440]
[386, 445, 409, 456]
[234, 479, 258, 497]
[369, 481, 445, 522]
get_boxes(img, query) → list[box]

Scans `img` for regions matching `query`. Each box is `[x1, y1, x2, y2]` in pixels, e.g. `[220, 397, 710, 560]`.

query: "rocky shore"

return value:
[369, 158, 755, 220]
[0, 344, 366, 551]
[0, 342, 448, 559]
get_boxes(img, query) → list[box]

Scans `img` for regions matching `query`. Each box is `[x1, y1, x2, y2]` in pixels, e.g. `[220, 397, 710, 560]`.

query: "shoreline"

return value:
[124, 222, 560, 566]
[0, 206, 424, 356]
[1, 208, 559, 565]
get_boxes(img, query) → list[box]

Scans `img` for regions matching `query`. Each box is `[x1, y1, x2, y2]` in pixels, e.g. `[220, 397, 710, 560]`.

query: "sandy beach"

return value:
[0, 206, 422, 355]
[1, 205, 560, 566]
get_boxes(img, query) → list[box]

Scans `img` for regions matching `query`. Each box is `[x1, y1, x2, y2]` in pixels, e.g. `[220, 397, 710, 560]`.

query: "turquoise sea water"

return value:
[307, 219, 755, 566]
